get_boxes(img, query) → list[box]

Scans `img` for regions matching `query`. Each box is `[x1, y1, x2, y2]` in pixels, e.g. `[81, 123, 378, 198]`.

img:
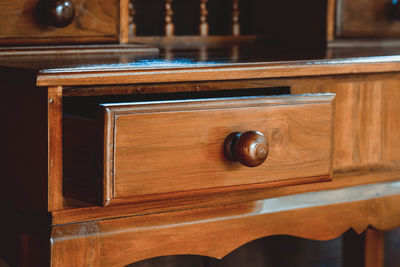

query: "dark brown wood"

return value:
[0, 69, 49, 212]
[44, 0, 75, 28]
[35, 55, 400, 86]
[0, 44, 159, 56]
[0, 0, 119, 44]
[386, 0, 400, 21]
[224, 131, 269, 167]
[336, 0, 400, 38]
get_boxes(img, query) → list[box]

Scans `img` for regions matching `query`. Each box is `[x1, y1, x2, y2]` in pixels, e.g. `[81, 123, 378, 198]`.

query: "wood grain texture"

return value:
[98, 94, 334, 205]
[48, 86, 64, 211]
[292, 77, 400, 174]
[61, 72, 400, 97]
[50, 221, 100, 267]
[57, 73, 400, 224]
[54, 170, 400, 225]
[0, 0, 119, 44]
[50, 193, 400, 266]
[336, 0, 400, 37]
[36, 56, 400, 86]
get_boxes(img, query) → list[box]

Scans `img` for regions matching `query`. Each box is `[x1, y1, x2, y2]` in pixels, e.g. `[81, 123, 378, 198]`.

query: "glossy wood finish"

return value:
[336, 0, 400, 37]
[224, 131, 269, 167]
[2, 1, 400, 265]
[54, 170, 400, 225]
[50, 221, 100, 267]
[91, 94, 334, 205]
[51, 184, 400, 266]
[44, 0, 75, 28]
[0, 0, 119, 44]
[35, 55, 400, 86]
[48, 73, 400, 225]
[291, 76, 400, 174]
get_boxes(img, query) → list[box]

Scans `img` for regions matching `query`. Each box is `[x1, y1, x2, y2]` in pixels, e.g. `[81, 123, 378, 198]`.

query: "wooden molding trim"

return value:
[37, 57, 400, 86]
[51, 187, 400, 266]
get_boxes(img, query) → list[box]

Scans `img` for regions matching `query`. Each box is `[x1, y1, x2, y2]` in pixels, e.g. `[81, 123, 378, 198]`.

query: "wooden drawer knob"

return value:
[224, 131, 269, 167]
[44, 0, 75, 27]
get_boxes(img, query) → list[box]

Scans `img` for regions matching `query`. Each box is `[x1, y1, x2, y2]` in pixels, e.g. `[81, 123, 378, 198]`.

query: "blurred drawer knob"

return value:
[224, 131, 269, 167]
[44, 0, 75, 27]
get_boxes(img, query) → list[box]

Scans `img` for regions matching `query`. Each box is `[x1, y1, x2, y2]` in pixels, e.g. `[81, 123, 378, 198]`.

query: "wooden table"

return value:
[1, 45, 400, 266]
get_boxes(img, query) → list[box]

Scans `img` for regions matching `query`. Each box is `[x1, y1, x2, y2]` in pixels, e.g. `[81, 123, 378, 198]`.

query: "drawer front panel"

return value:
[0, 0, 118, 44]
[102, 94, 335, 205]
[336, 0, 400, 38]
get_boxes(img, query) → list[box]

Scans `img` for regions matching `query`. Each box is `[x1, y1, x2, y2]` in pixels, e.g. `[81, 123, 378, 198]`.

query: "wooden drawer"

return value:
[336, 0, 400, 38]
[0, 0, 118, 44]
[64, 94, 335, 206]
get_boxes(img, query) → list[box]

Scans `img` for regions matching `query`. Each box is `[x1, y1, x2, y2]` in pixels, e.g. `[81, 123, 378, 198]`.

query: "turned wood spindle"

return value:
[129, 0, 136, 37]
[232, 0, 240, 36]
[224, 131, 269, 167]
[164, 0, 174, 36]
[199, 0, 209, 36]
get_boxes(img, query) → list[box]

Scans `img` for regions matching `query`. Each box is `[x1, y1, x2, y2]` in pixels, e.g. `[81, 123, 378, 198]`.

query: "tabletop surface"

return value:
[1, 43, 400, 86]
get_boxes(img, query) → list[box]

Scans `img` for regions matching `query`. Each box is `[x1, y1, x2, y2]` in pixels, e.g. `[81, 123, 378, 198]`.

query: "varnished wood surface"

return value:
[48, 86, 64, 211]
[54, 170, 400, 225]
[94, 94, 334, 205]
[51, 183, 400, 266]
[0, 45, 399, 86]
[56, 73, 400, 223]
[35, 53, 400, 86]
[292, 76, 400, 173]
[0, 0, 119, 44]
[224, 131, 269, 167]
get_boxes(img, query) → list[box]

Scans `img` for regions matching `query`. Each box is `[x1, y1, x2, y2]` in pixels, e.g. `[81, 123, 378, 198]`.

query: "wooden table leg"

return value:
[343, 228, 384, 267]
[365, 229, 384, 267]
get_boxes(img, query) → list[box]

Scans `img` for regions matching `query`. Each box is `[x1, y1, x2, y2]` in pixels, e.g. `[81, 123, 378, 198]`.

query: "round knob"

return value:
[44, 0, 75, 28]
[224, 131, 269, 167]
[386, 1, 400, 21]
